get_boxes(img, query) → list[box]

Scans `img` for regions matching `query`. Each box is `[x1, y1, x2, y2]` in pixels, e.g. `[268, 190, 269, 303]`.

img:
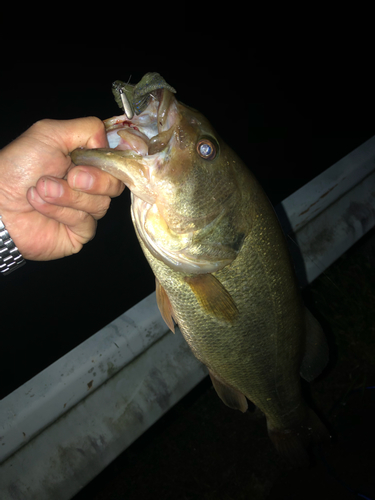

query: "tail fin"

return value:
[267, 409, 330, 467]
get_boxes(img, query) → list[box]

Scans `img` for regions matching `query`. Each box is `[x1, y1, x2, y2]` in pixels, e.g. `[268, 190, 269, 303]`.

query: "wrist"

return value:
[0, 215, 25, 274]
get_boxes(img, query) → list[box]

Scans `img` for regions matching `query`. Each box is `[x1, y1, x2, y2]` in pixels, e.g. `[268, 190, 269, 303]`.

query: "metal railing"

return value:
[1, 136, 375, 500]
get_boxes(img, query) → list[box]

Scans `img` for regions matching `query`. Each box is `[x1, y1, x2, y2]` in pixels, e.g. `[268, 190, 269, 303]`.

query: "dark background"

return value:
[1, 44, 374, 397]
[1, 43, 375, 499]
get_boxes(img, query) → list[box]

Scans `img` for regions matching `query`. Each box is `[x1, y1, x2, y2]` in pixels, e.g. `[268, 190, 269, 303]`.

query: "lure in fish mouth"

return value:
[111, 72, 177, 119]
[71, 73, 330, 466]
[107, 72, 178, 158]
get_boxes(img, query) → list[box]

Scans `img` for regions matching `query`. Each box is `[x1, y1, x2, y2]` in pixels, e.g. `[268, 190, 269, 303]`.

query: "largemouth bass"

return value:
[71, 73, 329, 465]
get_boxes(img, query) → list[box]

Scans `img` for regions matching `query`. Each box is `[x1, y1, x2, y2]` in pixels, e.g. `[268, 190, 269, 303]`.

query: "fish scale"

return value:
[136, 168, 305, 425]
[70, 72, 330, 465]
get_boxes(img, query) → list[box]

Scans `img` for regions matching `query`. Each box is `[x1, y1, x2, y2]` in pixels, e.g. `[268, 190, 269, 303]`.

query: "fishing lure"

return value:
[112, 72, 176, 119]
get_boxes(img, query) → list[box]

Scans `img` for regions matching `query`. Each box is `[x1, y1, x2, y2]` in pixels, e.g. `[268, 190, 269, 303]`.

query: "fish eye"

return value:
[197, 139, 217, 160]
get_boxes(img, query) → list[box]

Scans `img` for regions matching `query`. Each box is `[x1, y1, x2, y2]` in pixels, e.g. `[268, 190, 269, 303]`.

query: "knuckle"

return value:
[108, 176, 125, 197]
[29, 119, 52, 134]
[94, 196, 111, 218]
[100, 174, 125, 198]
[78, 210, 92, 226]
[116, 180, 126, 196]
[87, 115, 105, 129]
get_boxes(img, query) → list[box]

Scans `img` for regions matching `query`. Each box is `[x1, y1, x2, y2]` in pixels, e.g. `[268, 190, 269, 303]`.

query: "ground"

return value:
[74, 230, 375, 500]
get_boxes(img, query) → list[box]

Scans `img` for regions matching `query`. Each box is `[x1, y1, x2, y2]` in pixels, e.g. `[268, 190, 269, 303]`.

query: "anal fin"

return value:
[155, 278, 176, 333]
[209, 370, 248, 413]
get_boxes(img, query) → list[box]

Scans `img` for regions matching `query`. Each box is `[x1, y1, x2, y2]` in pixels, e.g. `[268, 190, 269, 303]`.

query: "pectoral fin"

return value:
[184, 274, 239, 323]
[209, 370, 248, 413]
[300, 307, 329, 382]
[155, 278, 177, 333]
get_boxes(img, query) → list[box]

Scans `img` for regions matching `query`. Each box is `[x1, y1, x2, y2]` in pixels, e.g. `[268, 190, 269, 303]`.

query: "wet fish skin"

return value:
[71, 77, 329, 465]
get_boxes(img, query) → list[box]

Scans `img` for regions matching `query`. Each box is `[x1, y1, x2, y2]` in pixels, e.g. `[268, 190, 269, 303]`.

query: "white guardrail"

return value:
[1, 136, 375, 499]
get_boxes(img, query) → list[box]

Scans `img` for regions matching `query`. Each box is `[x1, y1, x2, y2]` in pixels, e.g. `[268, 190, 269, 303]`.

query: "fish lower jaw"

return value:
[106, 121, 175, 159]
[106, 122, 150, 155]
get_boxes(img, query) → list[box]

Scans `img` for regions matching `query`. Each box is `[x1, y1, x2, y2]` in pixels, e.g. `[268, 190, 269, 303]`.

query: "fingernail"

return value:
[73, 171, 94, 190]
[30, 187, 46, 204]
[44, 178, 63, 198]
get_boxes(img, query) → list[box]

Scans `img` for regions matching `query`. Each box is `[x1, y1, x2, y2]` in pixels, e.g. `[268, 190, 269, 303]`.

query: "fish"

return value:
[71, 73, 330, 465]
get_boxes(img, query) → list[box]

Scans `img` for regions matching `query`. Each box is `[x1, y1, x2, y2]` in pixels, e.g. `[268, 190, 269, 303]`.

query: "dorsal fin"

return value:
[184, 274, 239, 323]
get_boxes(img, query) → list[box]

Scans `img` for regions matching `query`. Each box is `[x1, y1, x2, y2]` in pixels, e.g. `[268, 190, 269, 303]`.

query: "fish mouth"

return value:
[104, 88, 177, 158]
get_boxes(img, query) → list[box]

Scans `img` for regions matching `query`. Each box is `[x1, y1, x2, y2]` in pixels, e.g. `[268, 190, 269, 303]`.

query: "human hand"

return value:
[0, 117, 124, 261]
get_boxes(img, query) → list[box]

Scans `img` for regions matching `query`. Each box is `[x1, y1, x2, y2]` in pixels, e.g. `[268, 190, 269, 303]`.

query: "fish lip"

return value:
[104, 89, 176, 156]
